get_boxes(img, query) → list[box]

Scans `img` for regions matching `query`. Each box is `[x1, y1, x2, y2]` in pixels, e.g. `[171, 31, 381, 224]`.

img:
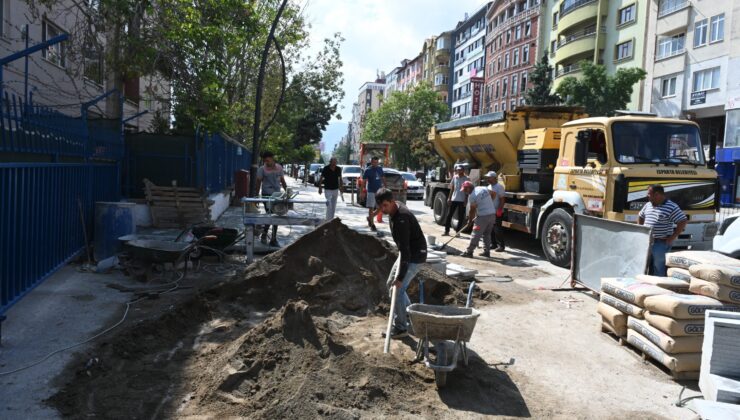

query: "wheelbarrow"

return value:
[121, 236, 215, 281]
[408, 282, 480, 388]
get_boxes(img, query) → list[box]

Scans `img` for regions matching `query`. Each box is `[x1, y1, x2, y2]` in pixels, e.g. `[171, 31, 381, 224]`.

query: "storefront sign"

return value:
[690, 91, 706, 106]
[471, 77, 484, 116]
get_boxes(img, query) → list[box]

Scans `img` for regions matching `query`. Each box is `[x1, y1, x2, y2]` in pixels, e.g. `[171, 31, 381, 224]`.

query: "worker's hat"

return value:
[461, 181, 474, 191]
[485, 170, 497, 178]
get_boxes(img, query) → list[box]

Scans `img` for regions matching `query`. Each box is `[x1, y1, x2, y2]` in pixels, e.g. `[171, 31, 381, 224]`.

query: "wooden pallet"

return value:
[143, 179, 213, 228]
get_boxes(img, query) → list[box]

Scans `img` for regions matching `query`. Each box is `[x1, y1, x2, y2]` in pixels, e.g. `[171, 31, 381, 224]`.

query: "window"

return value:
[661, 76, 677, 97]
[656, 33, 685, 59]
[497, 57, 502, 71]
[616, 40, 633, 60]
[506, 30, 511, 44]
[512, 75, 518, 94]
[511, 100, 516, 110]
[658, 0, 688, 17]
[495, 80, 500, 98]
[550, 40, 557, 54]
[436, 37, 447, 50]
[513, 49, 519, 66]
[522, 45, 530, 63]
[692, 67, 720, 92]
[494, 104, 498, 112]
[520, 97, 526, 105]
[515, 25, 522, 40]
[503, 77, 508, 97]
[525, 21, 532, 37]
[42, 20, 67, 67]
[619, 4, 636, 25]
[521, 72, 528, 93]
[84, 46, 104, 85]
[710, 14, 724, 43]
[553, 12, 559, 27]
[502, 102, 507, 111]
[694, 18, 708, 47]
[505, 53, 510, 68]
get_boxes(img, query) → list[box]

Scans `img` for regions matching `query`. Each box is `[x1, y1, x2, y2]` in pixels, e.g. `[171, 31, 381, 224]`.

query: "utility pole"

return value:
[249, 0, 289, 197]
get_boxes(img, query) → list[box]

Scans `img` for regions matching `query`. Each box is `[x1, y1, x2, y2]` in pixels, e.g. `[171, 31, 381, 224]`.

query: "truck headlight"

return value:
[704, 222, 719, 239]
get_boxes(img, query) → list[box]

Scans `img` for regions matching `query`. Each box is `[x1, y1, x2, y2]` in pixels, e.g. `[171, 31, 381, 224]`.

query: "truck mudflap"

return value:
[671, 221, 718, 250]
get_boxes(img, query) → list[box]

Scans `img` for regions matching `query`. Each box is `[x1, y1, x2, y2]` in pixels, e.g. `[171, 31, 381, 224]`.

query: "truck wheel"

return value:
[541, 208, 573, 268]
[432, 191, 448, 225]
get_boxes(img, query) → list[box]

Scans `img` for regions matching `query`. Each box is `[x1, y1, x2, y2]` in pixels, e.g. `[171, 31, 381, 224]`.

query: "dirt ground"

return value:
[46, 218, 700, 419]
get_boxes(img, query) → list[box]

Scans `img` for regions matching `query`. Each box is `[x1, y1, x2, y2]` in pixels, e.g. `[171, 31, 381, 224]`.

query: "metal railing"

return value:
[656, 47, 685, 61]
[560, 0, 598, 18]
[557, 26, 604, 48]
[658, 0, 689, 18]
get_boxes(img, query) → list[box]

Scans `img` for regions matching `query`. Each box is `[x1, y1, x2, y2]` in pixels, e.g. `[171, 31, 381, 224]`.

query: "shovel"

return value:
[431, 228, 463, 251]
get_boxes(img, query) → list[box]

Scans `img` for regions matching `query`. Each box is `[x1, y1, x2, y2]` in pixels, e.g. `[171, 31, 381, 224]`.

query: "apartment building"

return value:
[384, 67, 401, 99]
[0, 0, 169, 131]
[420, 31, 453, 104]
[346, 79, 386, 161]
[398, 54, 423, 92]
[484, 0, 543, 113]
[450, 3, 492, 120]
[538, 0, 649, 111]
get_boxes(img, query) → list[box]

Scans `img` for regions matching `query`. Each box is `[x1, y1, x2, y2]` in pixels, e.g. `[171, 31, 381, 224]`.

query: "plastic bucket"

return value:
[426, 235, 436, 246]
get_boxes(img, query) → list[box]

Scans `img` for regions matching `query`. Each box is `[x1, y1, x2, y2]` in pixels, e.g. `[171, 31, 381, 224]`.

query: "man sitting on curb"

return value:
[459, 180, 496, 258]
[375, 188, 427, 339]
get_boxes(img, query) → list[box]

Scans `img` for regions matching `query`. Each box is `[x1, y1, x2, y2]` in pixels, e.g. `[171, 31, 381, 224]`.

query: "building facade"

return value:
[484, 0, 542, 113]
[432, 31, 453, 104]
[450, 3, 492, 120]
[346, 80, 386, 162]
[539, 0, 649, 111]
[0, 0, 170, 131]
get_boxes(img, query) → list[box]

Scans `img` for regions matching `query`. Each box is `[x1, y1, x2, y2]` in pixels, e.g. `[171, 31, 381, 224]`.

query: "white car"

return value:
[714, 214, 740, 258]
[402, 172, 424, 200]
[338, 165, 362, 191]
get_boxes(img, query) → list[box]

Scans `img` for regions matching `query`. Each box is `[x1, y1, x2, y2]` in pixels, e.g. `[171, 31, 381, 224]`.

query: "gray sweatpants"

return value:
[325, 189, 339, 220]
[467, 213, 495, 253]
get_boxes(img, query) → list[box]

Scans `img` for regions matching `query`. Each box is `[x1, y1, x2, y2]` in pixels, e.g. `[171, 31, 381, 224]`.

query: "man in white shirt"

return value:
[460, 181, 496, 258]
[443, 165, 468, 236]
[486, 171, 506, 252]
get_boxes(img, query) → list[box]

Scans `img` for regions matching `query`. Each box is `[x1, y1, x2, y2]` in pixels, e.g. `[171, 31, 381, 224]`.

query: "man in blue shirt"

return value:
[362, 156, 385, 231]
[638, 184, 688, 276]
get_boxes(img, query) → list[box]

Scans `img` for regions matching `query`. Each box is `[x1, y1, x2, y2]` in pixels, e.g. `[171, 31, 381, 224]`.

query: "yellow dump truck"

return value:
[425, 106, 720, 267]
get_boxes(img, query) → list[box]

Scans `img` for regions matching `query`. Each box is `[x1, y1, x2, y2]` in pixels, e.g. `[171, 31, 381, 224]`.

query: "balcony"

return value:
[555, 65, 581, 79]
[490, 7, 539, 38]
[434, 47, 450, 62]
[658, 0, 689, 18]
[557, 0, 598, 33]
[656, 4, 690, 35]
[434, 82, 448, 92]
[434, 64, 450, 75]
[555, 27, 604, 64]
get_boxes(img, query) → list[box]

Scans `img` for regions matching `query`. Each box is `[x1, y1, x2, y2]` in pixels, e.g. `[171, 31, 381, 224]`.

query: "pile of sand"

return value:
[49, 219, 494, 418]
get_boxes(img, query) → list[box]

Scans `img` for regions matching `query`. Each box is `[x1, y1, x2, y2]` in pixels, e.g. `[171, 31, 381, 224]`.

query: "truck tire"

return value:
[541, 208, 573, 268]
[432, 191, 448, 225]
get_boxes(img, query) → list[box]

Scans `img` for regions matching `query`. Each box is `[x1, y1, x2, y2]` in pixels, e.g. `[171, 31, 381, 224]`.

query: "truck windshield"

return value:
[612, 122, 705, 165]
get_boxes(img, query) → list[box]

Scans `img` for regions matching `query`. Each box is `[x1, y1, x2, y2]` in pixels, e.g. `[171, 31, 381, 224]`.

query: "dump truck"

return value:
[425, 106, 720, 267]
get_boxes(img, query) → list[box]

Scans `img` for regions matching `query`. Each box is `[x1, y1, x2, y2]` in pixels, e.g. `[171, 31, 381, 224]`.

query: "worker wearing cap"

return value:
[443, 165, 468, 236]
[460, 181, 496, 258]
[485, 171, 506, 252]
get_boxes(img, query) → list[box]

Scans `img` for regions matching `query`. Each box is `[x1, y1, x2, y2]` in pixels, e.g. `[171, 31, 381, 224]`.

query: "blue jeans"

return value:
[392, 263, 421, 331]
[650, 240, 672, 277]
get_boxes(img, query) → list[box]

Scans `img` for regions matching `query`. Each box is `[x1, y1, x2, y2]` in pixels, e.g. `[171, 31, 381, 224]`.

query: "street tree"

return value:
[524, 52, 560, 106]
[362, 83, 448, 171]
[556, 61, 647, 116]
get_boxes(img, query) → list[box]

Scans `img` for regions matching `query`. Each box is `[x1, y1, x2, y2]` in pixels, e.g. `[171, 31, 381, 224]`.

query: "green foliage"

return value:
[524, 52, 560, 106]
[333, 140, 352, 164]
[363, 83, 448, 170]
[556, 61, 647, 116]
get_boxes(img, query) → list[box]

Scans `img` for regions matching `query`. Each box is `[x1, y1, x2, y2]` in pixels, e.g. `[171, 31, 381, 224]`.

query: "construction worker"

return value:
[486, 171, 506, 252]
[255, 151, 287, 247]
[460, 180, 496, 258]
[443, 165, 468, 236]
[317, 157, 343, 220]
[362, 156, 385, 231]
[638, 184, 687, 276]
[376, 188, 427, 339]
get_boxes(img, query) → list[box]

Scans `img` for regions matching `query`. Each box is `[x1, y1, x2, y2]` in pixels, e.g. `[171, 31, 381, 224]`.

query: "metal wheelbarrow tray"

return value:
[123, 239, 194, 264]
[407, 303, 481, 387]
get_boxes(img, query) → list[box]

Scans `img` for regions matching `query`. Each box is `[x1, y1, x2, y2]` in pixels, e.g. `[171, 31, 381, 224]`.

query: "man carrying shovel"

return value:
[459, 181, 496, 258]
[375, 188, 427, 339]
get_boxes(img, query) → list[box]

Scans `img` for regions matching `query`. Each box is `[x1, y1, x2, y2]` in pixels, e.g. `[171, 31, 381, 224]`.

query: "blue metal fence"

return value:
[0, 163, 119, 314]
[198, 132, 251, 193]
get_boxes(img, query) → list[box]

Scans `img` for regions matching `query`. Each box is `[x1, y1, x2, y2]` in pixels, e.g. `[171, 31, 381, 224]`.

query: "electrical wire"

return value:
[674, 385, 702, 414]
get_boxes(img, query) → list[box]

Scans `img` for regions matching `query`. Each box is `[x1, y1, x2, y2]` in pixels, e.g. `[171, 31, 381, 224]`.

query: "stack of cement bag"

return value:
[598, 277, 675, 337]
[665, 251, 740, 306]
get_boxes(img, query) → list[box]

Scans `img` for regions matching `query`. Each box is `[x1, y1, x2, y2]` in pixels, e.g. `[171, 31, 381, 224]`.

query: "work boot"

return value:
[461, 251, 473, 258]
[260, 233, 268, 244]
[442, 230, 450, 236]
[495, 246, 505, 252]
[478, 251, 491, 258]
[382, 327, 408, 339]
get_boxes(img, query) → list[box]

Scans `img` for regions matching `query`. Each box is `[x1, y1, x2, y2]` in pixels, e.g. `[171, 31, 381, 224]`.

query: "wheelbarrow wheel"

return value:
[434, 343, 448, 388]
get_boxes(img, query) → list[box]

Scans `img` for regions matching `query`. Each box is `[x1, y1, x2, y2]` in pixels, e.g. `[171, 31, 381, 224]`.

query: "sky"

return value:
[301, 0, 487, 154]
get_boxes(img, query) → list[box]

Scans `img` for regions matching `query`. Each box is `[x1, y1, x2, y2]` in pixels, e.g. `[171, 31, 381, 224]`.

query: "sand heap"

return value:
[49, 219, 494, 418]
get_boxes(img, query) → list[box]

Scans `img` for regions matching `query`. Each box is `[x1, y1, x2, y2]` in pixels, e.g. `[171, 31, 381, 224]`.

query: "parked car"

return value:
[338, 165, 362, 191]
[307, 163, 323, 184]
[714, 214, 740, 258]
[357, 167, 407, 205]
[402, 172, 424, 200]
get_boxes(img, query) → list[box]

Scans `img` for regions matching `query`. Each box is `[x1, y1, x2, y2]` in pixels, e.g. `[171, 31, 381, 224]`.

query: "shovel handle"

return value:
[384, 285, 397, 354]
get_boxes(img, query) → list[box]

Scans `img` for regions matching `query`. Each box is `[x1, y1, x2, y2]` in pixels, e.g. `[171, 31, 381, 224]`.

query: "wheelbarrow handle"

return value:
[466, 281, 476, 308]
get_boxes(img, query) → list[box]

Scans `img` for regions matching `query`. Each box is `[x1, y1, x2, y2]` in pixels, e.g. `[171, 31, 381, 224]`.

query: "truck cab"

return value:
[540, 113, 719, 266]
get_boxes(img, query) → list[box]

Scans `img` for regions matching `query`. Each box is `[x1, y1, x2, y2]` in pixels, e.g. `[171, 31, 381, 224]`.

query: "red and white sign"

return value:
[471, 77, 484, 116]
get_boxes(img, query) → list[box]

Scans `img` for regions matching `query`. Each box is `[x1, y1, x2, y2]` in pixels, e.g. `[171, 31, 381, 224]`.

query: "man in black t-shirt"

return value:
[318, 157, 343, 220]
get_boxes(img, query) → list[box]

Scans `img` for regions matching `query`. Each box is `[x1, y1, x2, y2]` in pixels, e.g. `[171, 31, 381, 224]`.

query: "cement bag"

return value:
[598, 302, 627, 335]
[644, 311, 705, 336]
[601, 277, 673, 306]
[626, 329, 702, 372]
[627, 317, 704, 354]
[689, 264, 740, 288]
[689, 277, 740, 304]
[601, 321, 626, 337]
[666, 251, 740, 270]
[643, 294, 740, 319]
[668, 268, 692, 282]
[635, 275, 690, 293]
[600, 293, 644, 318]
